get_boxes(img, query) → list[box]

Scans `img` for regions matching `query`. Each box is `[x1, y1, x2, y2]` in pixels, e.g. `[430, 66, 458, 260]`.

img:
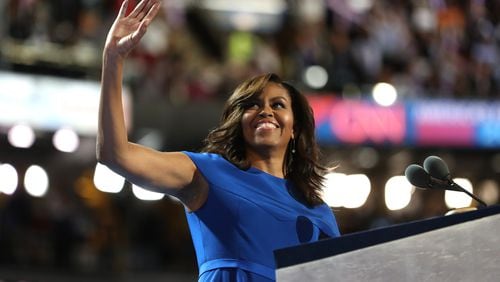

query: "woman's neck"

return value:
[246, 148, 286, 178]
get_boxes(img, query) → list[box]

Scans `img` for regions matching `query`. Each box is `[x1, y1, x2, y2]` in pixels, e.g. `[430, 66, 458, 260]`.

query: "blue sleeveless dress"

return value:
[182, 152, 340, 281]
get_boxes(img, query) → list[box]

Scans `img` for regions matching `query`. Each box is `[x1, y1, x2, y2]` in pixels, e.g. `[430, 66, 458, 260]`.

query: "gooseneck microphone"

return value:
[405, 156, 487, 207]
[423, 156, 451, 180]
[404, 164, 432, 188]
[404, 164, 460, 191]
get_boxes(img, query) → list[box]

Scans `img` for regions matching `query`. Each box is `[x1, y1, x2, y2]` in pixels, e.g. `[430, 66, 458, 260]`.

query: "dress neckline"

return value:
[246, 166, 288, 182]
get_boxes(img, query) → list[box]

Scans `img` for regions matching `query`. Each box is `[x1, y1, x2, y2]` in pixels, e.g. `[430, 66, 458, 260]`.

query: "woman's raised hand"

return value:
[104, 0, 161, 58]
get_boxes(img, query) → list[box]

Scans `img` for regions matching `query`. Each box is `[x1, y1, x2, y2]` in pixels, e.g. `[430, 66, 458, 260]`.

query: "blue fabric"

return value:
[182, 152, 341, 281]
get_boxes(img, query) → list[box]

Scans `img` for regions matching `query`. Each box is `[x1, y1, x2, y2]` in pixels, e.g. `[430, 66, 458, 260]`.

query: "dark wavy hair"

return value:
[201, 73, 327, 206]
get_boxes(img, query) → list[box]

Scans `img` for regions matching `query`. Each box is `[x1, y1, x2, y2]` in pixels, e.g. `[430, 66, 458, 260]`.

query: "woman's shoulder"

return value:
[182, 151, 239, 180]
[182, 151, 226, 164]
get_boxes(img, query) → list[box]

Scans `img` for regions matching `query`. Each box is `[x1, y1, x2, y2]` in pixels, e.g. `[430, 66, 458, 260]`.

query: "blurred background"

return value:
[1, 0, 500, 281]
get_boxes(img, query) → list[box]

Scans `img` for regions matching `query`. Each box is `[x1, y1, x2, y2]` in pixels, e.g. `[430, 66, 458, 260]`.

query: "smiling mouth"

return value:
[255, 122, 279, 130]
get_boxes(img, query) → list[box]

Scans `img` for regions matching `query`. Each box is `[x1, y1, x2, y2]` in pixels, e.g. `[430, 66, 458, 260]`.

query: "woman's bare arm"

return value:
[96, 0, 207, 211]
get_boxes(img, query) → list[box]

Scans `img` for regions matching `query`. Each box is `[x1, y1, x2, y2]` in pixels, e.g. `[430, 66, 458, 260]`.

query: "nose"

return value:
[258, 106, 273, 117]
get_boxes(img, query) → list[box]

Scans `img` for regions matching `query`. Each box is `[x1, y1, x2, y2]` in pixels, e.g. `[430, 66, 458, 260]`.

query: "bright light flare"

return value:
[53, 127, 80, 152]
[303, 65, 328, 89]
[347, 0, 374, 14]
[322, 173, 371, 208]
[131, 184, 165, 201]
[323, 173, 347, 208]
[24, 165, 49, 197]
[372, 82, 397, 106]
[385, 176, 415, 210]
[8, 124, 35, 148]
[344, 174, 371, 208]
[445, 178, 473, 209]
[478, 179, 499, 205]
[0, 163, 18, 195]
[93, 163, 125, 193]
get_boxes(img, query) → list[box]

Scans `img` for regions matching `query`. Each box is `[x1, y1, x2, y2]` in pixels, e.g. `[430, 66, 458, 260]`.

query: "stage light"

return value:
[372, 82, 397, 107]
[53, 127, 80, 152]
[231, 13, 259, 31]
[8, 124, 35, 148]
[354, 147, 379, 169]
[303, 65, 328, 89]
[347, 0, 373, 14]
[478, 179, 499, 205]
[445, 178, 473, 209]
[201, 0, 287, 15]
[343, 174, 371, 208]
[296, 0, 324, 23]
[131, 184, 165, 201]
[385, 175, 415, 211]
[323, 173, 371, 208]
[0, 163, 18, 195]
[412, 7, 436, 32]
[93, 163, 124, 193]
[24, 165, 49, 197]
[323, 172, 347, 207]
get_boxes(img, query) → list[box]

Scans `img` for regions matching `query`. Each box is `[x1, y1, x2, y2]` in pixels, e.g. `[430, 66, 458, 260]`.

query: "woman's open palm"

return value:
[105, 0, 161, 58]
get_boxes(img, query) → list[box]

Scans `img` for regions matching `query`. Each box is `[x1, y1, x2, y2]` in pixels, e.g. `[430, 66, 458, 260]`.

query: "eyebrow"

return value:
[248, 93, 291, 104]
[270, 96, 290, 102]
[249, 95, 290, 102]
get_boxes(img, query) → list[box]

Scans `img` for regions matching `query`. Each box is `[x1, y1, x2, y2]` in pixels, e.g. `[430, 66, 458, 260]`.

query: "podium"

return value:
[274, 205, 500, 281]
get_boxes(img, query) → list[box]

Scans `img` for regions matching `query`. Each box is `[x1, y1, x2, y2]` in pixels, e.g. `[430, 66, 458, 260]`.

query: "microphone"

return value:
[404, 164, 457, 191]
[404, 164, 431, 188]
[405, 156, 487, 207]
[423, 155, 450, 180]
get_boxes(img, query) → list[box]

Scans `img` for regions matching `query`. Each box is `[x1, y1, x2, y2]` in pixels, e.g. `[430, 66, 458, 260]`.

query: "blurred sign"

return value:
[411, 100, 500, 147]
[309, 96, 500, 148]
[199, 0, 286, 32]
[0, 71, 132, 136]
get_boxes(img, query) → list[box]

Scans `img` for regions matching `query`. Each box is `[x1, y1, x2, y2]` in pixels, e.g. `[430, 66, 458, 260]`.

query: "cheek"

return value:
[241, 113, 253, 136]
[241, 113, 251, 126]
[283, 115, 294, 134]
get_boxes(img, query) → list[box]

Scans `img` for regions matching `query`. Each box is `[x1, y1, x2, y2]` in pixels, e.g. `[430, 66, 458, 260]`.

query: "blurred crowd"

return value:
[0, 167, 197, 276]
[1, 0, 499, 104]
[1, 0, 500, 277]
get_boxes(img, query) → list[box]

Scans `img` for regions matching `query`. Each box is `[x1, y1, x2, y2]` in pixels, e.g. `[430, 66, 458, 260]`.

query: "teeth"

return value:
[256, 122, 277, 129]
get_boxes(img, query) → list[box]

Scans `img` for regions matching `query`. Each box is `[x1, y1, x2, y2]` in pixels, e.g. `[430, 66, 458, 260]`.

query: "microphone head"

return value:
[404, 164, 431, 189]
[423, 156, 450, 180]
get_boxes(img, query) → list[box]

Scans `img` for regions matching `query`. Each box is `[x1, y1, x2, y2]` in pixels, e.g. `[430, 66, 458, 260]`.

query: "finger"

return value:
[129, 0, 150, 18]
[135, 1, 152, 22]
[130, 20, 149, 43]
[140, 0, 156, 20]
[118, 0, 129, 18]
[143, 2, 161, 22]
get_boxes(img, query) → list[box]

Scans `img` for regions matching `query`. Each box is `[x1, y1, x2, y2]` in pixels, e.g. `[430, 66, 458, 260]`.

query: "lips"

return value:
[255, 120, 279, 129]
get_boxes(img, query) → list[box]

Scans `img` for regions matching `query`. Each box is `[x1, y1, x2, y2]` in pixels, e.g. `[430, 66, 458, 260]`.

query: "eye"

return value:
[272, 102, 286, 109]
[243, 101, 260, 110]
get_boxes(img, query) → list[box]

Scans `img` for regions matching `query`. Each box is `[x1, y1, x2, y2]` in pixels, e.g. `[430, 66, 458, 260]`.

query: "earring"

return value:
[291, 139, 296, 154]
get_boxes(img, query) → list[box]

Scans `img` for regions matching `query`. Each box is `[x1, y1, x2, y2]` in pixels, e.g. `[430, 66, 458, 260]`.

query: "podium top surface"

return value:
[274, 204, 500, 269]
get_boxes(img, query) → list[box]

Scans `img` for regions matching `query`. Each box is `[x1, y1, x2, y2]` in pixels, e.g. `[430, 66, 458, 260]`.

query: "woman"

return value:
[97, 0, 340, 281]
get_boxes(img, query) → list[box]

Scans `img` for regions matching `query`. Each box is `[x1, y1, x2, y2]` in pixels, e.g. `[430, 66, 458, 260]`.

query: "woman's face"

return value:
[241, 82, 295, 154]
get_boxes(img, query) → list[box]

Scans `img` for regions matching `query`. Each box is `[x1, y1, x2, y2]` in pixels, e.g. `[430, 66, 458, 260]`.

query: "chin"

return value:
[249, 140, 285, 151]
